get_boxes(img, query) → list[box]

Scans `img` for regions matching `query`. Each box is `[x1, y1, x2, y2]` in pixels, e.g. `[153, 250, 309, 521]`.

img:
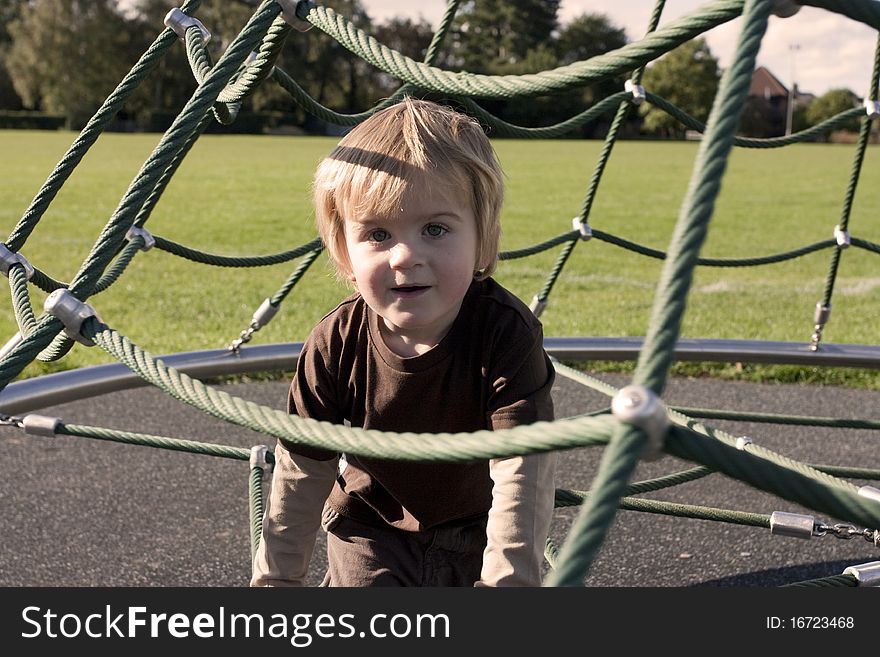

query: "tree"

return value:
[553, 13, 629, 136]
[371, 17, 437, 98]
[0, 0, 25, 109]
[449, 0, 559, 74]
[555, 13, 627, 66]
[7, 0, 142, 128]
[805, 88, 860, 134]
[639, 37, 720, 138]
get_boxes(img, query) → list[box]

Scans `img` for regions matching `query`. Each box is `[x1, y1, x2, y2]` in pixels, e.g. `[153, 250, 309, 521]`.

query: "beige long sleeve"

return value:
[251, 440, 338, 587]
[475, 451, 557, 587]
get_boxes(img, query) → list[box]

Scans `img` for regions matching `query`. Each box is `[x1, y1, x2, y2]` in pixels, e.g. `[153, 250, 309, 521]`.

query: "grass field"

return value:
[1, 129, 878, 385]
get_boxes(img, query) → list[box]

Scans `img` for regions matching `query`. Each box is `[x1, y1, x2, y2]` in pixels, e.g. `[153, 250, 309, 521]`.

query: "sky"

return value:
[359, 1, 879, 97]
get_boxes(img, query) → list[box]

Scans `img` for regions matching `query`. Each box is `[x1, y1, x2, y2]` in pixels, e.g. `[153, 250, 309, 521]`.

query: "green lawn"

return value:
[1, 130, 878, 383]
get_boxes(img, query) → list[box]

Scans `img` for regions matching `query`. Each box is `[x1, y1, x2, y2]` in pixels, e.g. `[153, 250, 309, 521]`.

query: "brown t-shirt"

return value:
[283, 277, 555, 531]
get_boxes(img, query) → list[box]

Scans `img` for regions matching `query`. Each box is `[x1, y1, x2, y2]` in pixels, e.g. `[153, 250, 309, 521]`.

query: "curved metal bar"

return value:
[2, 338, 879, 414]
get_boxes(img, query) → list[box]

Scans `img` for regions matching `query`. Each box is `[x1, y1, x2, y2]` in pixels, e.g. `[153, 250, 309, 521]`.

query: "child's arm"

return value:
[477, 324, 556, 587]
[477, 451, 556, 587]
[251, 439, 337, 586]
[252, 331, 342, 586]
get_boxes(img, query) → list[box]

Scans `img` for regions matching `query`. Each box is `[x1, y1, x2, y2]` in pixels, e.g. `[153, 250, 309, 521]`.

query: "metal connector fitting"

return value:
[624, 79, 646, 105]
[22, 414, 61, 437]
[43, 289, 101, 347]
[735, 436, 753, 451]
[528, 295, 547, 318]
[833, 224, 851, 249]
[842, 561, 880, 586]
[252, 298, 279, 330]
[813, 302, 831, 326]
[864, 98, 880, 120]
[772, 1, 801, 18]
[277, 0, 313, 31]
[858, 485, 880, 503]
[611, 385, 669, 460]
[571, 217, 592, 241]
[250, 445, 270, 474]
[769, 511, 815, 539]
[164, 7, 211, 43]
[0, 243, 35, 280]
[125, 225, 155, 252]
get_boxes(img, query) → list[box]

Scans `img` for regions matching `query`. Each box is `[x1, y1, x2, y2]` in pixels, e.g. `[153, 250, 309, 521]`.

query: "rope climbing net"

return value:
[1, 0, 880, 587]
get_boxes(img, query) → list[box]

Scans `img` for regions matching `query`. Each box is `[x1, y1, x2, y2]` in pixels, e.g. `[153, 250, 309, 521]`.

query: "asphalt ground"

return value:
[1, 369, 878, 587]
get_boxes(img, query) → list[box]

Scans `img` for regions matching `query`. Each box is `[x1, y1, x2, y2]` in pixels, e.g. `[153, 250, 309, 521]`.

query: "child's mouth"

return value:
[391, 285, 429, 296]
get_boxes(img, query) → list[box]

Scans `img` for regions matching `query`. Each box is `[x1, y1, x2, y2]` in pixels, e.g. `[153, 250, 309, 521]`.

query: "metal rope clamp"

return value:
[842, 561, 880, 586]
[769, 511, 815, 539]
[0, 243, 35, 281]
[250, 445, 271, 477]
[833, 224, 850, 249]
[858, 485, 880, 504]
[864, 98, 880, 120]
[528, 295, 547, 318]
[611, 385, 669, 460]
[125, 225, 155, 252]
[164, 7, 212, 43]
[22, 414, 61, 438]
[813, 301, 831, 326]
[43, 289, 102, 347]
[277, 0, 313, 32]
[772, 1, 801, 18]
[572, 217, 592, 241]
[624, 79, 646, 106]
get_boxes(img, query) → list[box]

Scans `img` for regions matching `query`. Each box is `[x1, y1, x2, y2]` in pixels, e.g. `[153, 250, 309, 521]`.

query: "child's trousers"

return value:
[319, 509, 488, 587]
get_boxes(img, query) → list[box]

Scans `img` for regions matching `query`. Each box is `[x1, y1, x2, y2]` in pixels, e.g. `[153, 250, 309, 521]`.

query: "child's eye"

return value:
[424, 223, 447, 238]
[368, 229, 390, 243]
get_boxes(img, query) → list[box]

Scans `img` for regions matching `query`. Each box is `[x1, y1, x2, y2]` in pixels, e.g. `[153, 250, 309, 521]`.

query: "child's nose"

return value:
[388, 241, 421, 269]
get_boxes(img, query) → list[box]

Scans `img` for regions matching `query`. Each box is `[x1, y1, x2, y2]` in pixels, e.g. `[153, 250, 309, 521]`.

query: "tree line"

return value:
[0, 0, 864, 138]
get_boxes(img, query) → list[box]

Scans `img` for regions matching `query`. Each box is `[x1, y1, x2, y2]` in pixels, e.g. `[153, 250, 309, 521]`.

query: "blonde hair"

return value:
[312, 97, 504, 280]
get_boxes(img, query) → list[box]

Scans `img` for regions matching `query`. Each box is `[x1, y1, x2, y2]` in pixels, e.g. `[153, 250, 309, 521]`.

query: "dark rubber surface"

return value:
[1, 371, 877, 587]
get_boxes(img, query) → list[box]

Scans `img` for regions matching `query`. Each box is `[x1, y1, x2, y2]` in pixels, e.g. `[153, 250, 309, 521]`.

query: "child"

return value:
[251, 98, 556, 587]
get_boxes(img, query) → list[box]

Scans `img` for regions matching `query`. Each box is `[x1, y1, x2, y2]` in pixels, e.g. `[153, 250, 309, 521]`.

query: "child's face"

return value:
[342, 178, 478, 356]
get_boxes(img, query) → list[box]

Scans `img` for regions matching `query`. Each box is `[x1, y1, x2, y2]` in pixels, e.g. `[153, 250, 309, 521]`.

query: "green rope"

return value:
[58, 422, 255, 460]
[557, 489, 770, 529]
[459, 93, 629, 139]
[297, 0, 748, 99]
[646, 93, 867, 147]
[672, 406, 880, 430]
[0, 1, 284, 391]
[249, 465, 266, 561]
[813, 33, 880, 347]
[594, 230, 837, 266]
[802, 0, 880, 27]
[534, 0, 669, 306]
[1, 0, 879, 591]
[783, 573, 858, 588]
[269, 247, 323, 305]
[499, 232, 579, 260]
[546, 0, 775, 586]
[182, 14, 290, 109]
[129, 112, 214, 234]
[2, 0, 205, 252]
[83, 318, 616, 459]
[154, 236, 323, 268]
[8, 265, 36, 336]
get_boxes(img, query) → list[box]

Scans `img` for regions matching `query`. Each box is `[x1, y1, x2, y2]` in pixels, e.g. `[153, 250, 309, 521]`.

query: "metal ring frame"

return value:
[1, 338, 879, 414]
